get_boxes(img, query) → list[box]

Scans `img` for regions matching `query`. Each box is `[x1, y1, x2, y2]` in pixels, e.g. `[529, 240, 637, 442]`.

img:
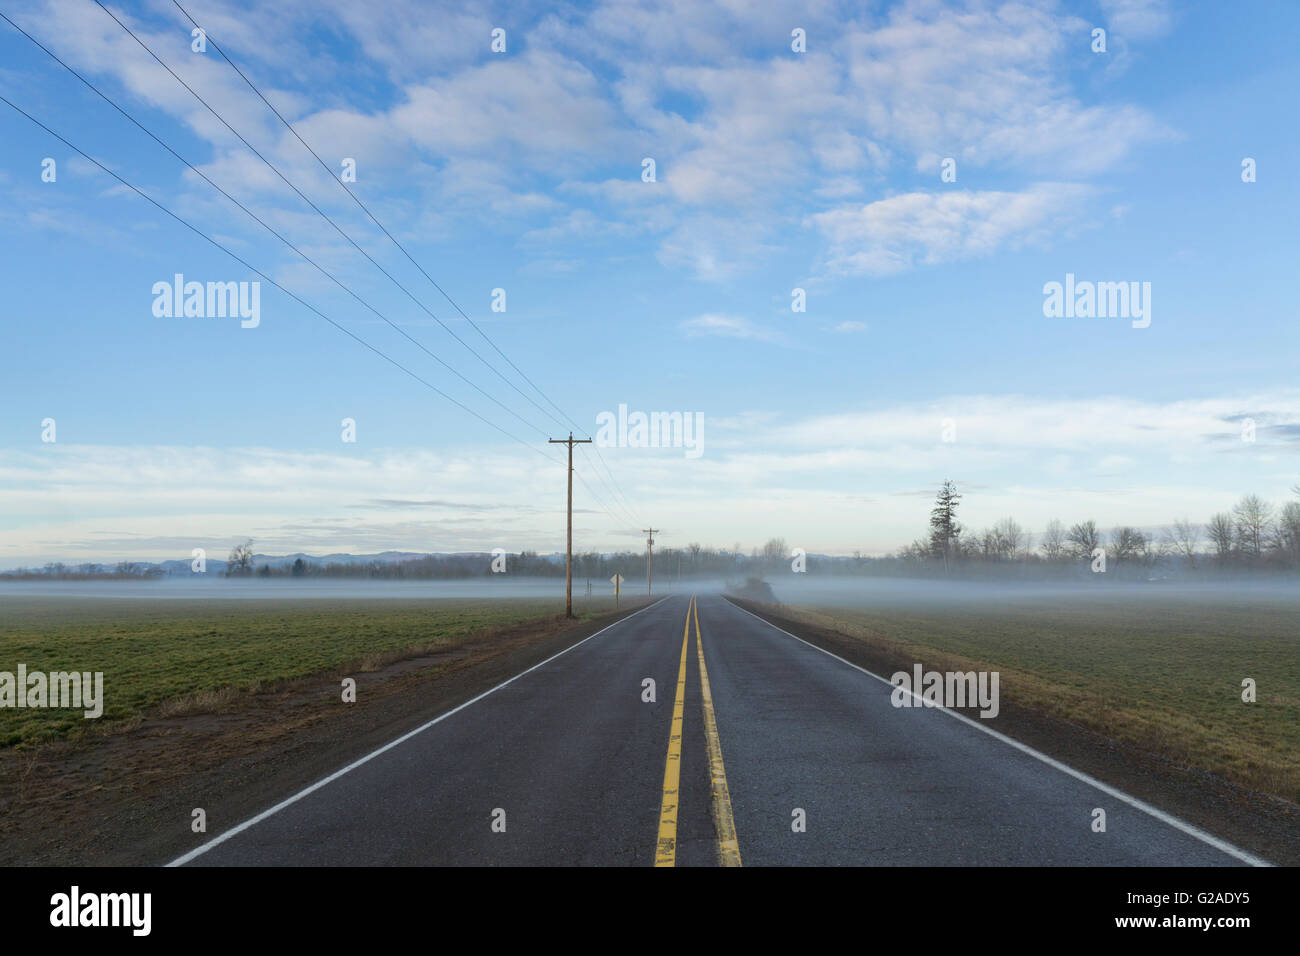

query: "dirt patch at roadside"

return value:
[728, 597, 1300, 867]
[0, 601, 650, 866]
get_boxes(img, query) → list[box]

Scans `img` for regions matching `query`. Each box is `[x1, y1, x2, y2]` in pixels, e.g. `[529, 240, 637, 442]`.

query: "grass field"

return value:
[0, 595, 619, 747]
[784, 591, 1300, 803]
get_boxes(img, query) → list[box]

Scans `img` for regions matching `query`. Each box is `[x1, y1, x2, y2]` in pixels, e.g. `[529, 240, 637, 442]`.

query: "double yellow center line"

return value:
[654, 595, 741, 867]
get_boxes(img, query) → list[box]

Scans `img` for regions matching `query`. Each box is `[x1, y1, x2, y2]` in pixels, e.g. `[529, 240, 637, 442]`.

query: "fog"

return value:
[1, 573, 1296, 608]
[750, 574, 1300, 610]
[0, 577, 605, 601]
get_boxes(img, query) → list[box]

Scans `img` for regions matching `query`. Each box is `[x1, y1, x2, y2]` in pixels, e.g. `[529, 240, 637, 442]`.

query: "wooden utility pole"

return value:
[643, 527, 659, 596]
[549, 432, 592, 618]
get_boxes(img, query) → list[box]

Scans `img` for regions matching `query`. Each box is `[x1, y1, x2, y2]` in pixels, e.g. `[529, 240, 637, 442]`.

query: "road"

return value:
[174, 594, 1263, 866]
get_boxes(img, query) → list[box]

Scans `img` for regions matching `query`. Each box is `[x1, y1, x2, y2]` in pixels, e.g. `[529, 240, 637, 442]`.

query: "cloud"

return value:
[1099, 0, 1174, 39]
[390, 48, 624, 161]
[12, 0, 1177, 282]
[843, 0, 1172, 176]
[808, 183, 1098, 276]
[4, 388, 1300, 562]
[656, 214, 780, 280]
[680, 313, 781, 342]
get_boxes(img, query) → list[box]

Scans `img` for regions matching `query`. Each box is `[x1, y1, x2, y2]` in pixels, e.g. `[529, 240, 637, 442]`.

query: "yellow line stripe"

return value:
[693, 595, 742, 867]
[654, 597, 692, 867]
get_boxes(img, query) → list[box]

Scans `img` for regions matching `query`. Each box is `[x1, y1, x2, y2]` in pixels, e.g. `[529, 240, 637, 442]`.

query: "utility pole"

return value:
[643, 527, 659, 596]
[549, 432, 592, 618]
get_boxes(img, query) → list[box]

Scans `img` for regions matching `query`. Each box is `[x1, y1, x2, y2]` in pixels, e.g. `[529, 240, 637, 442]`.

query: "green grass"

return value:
[788, 593, 1300, 802]
[0, 596, 617, 747]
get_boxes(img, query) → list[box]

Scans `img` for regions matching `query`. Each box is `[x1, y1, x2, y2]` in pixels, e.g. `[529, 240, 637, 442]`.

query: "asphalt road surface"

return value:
[174, 594, 1265, 866]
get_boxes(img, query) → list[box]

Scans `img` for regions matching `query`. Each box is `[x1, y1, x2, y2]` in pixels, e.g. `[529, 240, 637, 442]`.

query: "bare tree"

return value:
[1206, 512, 1235, 564]
[1066, 520, 1101, 559]
[761, 537, 787, 569]
[1109, 526, 1147, 562]
[1166, 518, 1201, 565]
[1232, 494, 1275, 560]
[1272, 501, 1300, 567]
[974, 527, 1000, 559]
[993, 517, 1025, 559]
[227, 539, 254, 576]
[1039, 519, 1067, 561]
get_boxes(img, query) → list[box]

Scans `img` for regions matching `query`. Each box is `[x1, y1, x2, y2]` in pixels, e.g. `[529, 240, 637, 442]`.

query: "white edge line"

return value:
[723, 598, 1273, 868]
[167, 596, 671, 867]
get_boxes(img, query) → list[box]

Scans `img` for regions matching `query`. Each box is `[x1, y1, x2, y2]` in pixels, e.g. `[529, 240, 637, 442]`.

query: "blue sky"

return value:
[1, 0, 1298, 566]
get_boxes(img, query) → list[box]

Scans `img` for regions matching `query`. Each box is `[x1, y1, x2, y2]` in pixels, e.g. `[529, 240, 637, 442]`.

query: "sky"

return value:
[1, 0, 1298, 567]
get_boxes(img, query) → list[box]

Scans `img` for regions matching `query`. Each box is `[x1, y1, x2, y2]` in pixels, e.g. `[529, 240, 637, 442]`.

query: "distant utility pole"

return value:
[643, 527, 659, 596]
[550, 432, 592, 618]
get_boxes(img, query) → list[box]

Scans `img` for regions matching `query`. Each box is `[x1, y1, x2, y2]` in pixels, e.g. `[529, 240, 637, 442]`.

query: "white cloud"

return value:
[390, 49, 624, 161]
[1099, 0, 1174, 39]
[12, 0, 1178, 281]
[3, 389, 1298, 562]
[808, 183, 1098, 276]
[680, 313, 782, 342]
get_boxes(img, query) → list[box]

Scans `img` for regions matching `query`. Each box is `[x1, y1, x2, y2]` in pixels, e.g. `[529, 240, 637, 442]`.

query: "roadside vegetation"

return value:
[0, 596, 619, 746]
[776, 592, 1300, 804]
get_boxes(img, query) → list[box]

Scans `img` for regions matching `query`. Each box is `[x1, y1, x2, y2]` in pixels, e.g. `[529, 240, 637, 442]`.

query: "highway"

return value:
[173, 594, 1264, 866]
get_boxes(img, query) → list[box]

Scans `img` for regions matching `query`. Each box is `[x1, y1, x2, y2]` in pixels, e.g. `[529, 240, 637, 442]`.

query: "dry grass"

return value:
[786, 593, 1300, 804]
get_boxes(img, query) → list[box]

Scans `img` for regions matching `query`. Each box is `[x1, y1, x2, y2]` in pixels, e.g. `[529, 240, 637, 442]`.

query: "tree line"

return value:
[899, 479, 1300, 574]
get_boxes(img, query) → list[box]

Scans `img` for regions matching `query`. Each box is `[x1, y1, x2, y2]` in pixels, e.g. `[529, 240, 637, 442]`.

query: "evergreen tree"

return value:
[928, 479, 962, 561]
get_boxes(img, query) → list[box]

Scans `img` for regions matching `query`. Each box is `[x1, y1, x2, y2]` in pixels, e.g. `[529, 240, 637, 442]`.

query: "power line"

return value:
[101, 0, 643, 526]
[5, 15, 640, 532]
[1, 10, 558, 448]
[13, 3, 641, 529]
[93, 0, 570, 437]
[0, 91, 564, 468]
[166, 0, 645, 524]
[577, 442, 639, 526]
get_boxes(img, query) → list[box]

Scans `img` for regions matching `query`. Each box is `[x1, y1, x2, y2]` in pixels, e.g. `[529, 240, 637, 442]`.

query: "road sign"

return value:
[611, 573, 623, 607]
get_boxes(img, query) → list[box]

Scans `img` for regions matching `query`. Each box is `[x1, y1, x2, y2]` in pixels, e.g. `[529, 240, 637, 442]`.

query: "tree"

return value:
[1206, 513, 1235, 565]
[1271, 501, 1300, 567]
[1066, 520, 1100, 559]
[1233, 494, 1274, 561]
[1109, 526, 1147, 562]
[928, 480, 962, 562]
[1039, 519, 1066, 560]
[291, 557, 307, 577]
[227, 539, 254, 577]
[974, 527, 1000, 559]
[993, 517, 1025, 559]
[761, 537, 787, 568]
[1166, 518, 1201, 566]
[899, 539, 930, 563]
